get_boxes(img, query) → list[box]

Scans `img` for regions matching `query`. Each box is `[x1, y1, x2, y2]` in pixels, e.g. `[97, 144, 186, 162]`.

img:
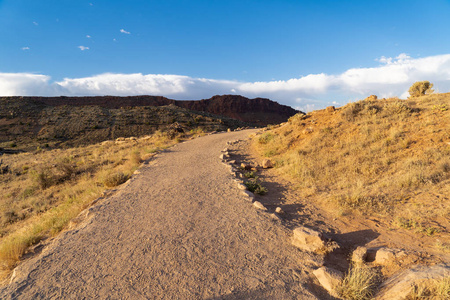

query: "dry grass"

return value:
[253, 93, 450, 238]
[337, 265, 380, 300]
[406, 277, 450, 299]
[0, 130, 190, 278]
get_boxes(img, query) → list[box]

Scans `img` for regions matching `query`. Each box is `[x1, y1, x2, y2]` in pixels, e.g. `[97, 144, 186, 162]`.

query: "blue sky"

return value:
[1, 0, 450, 111]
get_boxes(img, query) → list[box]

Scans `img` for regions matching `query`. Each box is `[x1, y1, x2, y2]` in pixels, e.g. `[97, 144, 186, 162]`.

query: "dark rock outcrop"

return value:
[14, 94, 299, 126]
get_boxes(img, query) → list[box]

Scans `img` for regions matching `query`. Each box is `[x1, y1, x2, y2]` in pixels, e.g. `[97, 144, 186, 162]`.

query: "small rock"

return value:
[229, 160, 236, 164]
[236, 183, 247, 190]
[270, 213, 282, 221]
[313, 266, 344, 298]
[219, 154, 225, 160]
[325, 106, 336, 113]
[261, 159, 273, 169]
[303, 127, 314, 134]
[253, 201, 267, 211]
[240, 163, 252, 170]
[365, 95, 378, 101]
[352, 246, 368, 264]
[375, 248, 396, 265]
[222, 148, 229, 152]
[275, 207, 284, 214]
[241, 190, 254, 200]
[291, 226, 326, 252]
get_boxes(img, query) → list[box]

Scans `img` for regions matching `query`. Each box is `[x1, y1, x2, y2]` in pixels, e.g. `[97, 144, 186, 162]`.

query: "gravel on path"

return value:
[1, 130, 318, 299]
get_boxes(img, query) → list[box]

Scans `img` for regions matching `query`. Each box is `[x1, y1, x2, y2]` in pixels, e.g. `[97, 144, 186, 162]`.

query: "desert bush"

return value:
[341, 100, 381, 121]
[130, 151, 142, 165]
[409, 81, 434, 97]
[337, 265, 380, 300]
[288, 113, 307, 125]
[244, 178, 268, 195]
[243, 171, 256, 178]
[383, 100, 412, 115]
[54, 161, 76, 183]
[31, 168, 54, 189]
[258, 132, 274, 144]
[103, 171, 129, 187]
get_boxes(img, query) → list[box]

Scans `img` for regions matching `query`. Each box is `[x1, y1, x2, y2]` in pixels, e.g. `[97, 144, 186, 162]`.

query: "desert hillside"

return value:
[0, 97, 252, 151]
[6, 94, 299, 127]
[253, 93, 449, 255]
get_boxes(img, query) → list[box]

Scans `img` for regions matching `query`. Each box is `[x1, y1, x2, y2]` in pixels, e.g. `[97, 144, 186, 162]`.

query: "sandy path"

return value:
[1, 130, 318, 299]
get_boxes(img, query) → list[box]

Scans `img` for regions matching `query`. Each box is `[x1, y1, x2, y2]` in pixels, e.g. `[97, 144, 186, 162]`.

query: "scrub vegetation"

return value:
[253, 92, 449, 240]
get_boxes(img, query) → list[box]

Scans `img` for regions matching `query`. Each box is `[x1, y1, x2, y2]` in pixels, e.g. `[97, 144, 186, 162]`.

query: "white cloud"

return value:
[86, 35, 91, 38]
[120, 29, 130, 34]
[21, 47, 30, 50]
[78, 46, 89, 51]
[1, 53, 450, 112]
[33, 21, 38, 26]
[0, 73, 62, 96]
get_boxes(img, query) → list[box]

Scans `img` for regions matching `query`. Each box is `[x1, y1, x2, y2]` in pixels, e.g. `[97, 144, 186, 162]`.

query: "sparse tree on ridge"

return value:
[408, 81, 434, 97]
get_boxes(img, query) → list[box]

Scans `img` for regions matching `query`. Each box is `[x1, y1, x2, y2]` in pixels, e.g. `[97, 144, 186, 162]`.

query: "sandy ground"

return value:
[0, 130, 323, 299]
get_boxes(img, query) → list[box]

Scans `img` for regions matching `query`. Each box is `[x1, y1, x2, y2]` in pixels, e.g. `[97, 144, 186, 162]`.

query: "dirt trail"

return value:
[1, 130, 321, 299]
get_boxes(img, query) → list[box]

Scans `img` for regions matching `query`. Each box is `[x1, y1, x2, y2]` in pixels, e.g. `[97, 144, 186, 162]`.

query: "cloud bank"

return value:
[1, 53, 450, 111]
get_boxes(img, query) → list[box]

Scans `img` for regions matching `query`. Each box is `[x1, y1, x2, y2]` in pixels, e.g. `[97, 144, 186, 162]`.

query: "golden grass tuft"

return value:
[337, 265, 380, 300]
[102, 171, 129, 188]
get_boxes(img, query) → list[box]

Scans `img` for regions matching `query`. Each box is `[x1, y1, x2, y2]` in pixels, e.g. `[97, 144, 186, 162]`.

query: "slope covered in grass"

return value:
[253, 93, 449, 245]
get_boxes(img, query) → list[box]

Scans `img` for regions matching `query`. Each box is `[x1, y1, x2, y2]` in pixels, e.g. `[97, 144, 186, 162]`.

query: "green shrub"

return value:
[244, 171, 256, 178]
[244, 178, 268, 195]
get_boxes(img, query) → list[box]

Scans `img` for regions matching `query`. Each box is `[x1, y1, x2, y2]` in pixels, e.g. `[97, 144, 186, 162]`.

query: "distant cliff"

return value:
[21, 94, 299, 126]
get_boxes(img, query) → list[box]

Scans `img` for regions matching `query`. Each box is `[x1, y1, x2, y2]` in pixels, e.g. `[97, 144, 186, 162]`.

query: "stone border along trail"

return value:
[1, 130, 322, 299]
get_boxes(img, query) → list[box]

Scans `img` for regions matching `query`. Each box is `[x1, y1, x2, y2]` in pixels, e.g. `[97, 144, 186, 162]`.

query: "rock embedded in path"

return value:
[291, 226, 326, 253]
[241, 190, 255, 200]
[236, 182, 247, 190]
[253, 201, 267, 211]
[313, 266, 344, 298]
